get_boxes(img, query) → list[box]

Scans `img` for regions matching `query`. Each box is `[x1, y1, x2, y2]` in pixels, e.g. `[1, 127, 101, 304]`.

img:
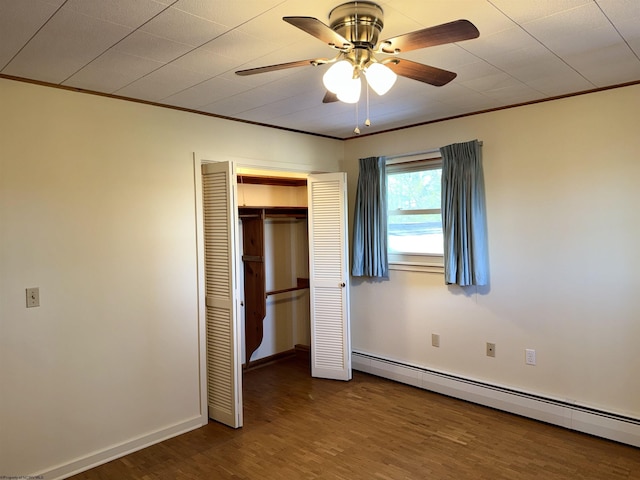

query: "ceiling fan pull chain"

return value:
[354, 100, 361, 134]
[365, 81, 371, 127]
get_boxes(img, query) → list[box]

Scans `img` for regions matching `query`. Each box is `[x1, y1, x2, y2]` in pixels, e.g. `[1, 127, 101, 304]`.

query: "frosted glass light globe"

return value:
[365, 62, 397, 96]
[322, 60, 354, 94]
[336, 77, 362, 104]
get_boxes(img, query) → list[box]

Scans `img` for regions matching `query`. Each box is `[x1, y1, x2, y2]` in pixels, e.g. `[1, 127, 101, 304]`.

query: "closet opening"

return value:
[236, 173, 311, 371]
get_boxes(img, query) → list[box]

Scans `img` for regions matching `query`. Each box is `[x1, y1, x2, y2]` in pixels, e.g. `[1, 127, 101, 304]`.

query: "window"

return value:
[386, 156, 444, 272]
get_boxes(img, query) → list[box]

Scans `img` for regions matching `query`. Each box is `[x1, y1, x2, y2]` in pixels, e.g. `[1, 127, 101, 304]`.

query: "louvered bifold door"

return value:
[307, 172, 352, 381]
[202, 161, 243, 428]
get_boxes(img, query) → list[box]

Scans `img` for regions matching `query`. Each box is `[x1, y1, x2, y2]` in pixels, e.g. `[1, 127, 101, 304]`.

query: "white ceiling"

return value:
[2, 0, 639, 139]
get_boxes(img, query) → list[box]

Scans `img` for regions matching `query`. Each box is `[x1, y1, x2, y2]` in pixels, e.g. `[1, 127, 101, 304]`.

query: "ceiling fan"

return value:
[236, 1, 480, 104]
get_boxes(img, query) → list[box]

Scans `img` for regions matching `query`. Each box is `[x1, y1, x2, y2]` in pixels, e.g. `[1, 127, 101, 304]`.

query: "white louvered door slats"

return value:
[308, 173, 352, 381]
[202, 161, 242, 428]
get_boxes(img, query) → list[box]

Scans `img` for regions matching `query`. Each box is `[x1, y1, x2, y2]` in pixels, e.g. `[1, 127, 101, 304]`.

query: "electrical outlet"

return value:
[26, 287, 40, 308]
[486, 342, 495, 357]
[525, 349, 536, 366]
[432, 333, 440, 348]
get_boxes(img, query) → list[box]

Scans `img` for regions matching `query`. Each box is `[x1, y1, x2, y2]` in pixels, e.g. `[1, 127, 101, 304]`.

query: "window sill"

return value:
[389, 261, 444, 274]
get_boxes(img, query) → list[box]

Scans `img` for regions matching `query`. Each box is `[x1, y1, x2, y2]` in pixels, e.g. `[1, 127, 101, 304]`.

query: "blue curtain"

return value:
[352, 156, 388, 278]
[440, 140, 489, 286]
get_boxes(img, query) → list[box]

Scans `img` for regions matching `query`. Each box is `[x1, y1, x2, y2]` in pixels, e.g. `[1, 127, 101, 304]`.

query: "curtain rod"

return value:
[387, 141, 483, 160]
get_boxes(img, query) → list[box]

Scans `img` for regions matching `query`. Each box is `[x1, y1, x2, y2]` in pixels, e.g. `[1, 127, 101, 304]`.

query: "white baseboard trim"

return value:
[40, 415, 207, 480]
[352, 351, 640, 448]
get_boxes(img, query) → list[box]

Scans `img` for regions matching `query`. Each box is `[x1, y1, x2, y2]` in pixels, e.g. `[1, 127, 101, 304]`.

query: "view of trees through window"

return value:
[387, 166, 443, 255]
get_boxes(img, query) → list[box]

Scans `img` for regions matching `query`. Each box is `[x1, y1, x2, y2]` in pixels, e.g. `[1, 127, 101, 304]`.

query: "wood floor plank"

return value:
[69, 356, 640, 479]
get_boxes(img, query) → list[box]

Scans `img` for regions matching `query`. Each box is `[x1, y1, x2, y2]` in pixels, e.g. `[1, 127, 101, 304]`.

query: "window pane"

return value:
[388, 213, 443, 255]
[387, 169, 442, 210]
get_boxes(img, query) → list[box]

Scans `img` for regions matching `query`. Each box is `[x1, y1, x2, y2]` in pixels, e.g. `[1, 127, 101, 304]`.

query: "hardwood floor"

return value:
[70, 356, 640, 479]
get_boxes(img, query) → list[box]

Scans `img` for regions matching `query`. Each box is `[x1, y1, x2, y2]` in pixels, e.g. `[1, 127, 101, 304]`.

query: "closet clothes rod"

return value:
[264, 213, 307, 219]
[265, 277, 310, 297]
[265, 285, 309, 297]
[239, 213, 306, 219]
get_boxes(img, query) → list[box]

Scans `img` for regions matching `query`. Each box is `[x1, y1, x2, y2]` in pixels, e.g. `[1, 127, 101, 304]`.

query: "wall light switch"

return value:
[432, 333, 440, 347]
[26, 287, 40, 308]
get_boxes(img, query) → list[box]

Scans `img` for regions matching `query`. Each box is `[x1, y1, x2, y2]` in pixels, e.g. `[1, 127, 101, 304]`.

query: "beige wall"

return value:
[0, 79, 341, 476]
[343, 84, 640, 418]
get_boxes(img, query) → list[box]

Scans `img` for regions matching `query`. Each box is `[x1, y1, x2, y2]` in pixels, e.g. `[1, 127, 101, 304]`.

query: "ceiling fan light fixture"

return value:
[322, 60, 354, 94]
[237, 3, 480, 125]
[336, 76, 362, 103]
[364, 62, 397, 95]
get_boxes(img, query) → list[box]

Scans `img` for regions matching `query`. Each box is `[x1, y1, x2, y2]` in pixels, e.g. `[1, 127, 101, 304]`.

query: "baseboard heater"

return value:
[352, 351, 640, 448]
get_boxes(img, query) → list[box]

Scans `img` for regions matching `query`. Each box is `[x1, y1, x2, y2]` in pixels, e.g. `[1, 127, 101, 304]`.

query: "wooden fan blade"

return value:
[236, 59, 323, 76]
[322, 91, 339, 103]
[384, 58, 457, 87]
[378, 19, 479, 54]
[284, 16, 351, 50]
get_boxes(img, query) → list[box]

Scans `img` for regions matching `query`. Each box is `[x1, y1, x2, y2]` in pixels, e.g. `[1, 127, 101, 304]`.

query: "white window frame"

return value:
[386, 152, 444, 274]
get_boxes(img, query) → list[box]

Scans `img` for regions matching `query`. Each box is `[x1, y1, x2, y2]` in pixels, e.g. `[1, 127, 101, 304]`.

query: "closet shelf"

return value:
[237, 175, 306, 187]
[239, 206, 307, 219]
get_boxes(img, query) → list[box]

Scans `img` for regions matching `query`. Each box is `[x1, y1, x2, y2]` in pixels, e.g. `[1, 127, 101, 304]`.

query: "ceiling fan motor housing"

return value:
[329, 1, 384, 48]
